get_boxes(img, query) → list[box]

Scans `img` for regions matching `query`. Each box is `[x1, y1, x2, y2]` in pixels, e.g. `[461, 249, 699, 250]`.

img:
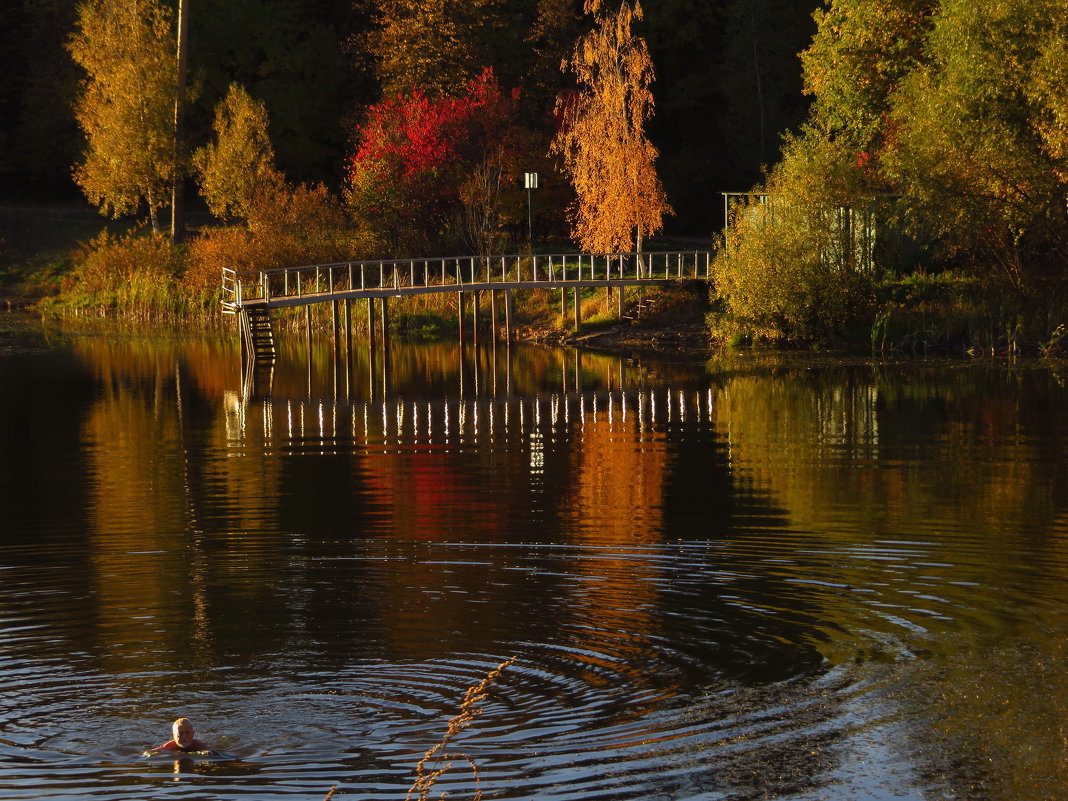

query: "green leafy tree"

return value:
[883, 0, 1068, 286]
[68, 0, 177, 233]
[193, 84, 277, 222]
[551, 0, 670, 253]
[1, 0, 82, 189]
[712, 0, 919, 340]
[713, 133, 877, 342]
[716, 0, 1068, 343]
[800, 0, 933, 149]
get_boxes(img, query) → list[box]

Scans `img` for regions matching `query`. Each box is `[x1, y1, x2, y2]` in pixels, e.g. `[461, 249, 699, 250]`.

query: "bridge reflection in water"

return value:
[226, 383, 717, 454]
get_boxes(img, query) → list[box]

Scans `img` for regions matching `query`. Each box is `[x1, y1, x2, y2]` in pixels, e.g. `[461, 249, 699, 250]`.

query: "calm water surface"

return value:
[1, 314, 1067, 801]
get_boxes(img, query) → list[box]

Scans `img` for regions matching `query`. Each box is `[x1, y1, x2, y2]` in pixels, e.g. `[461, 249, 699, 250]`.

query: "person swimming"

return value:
[150, 717, 212, 753]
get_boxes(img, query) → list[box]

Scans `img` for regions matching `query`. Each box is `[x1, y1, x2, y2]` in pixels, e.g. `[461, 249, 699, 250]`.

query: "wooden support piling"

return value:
[221, 249, 714, 364]
[472, 291, 480, 347]
[344, 298, 353, 362]
[367, 297, 377, 351]
[504, 290, 514, 343]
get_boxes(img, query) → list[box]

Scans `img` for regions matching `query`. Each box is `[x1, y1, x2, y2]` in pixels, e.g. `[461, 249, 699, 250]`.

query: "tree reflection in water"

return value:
[1, 323, 1066, 800]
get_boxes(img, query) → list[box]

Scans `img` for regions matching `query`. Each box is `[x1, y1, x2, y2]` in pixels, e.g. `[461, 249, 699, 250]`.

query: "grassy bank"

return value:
[869, 271, 1067, 357]
[4, 207, 1063, 357]
[0, 203, 128, 307]
[706, 267, 1068, 358]
[3, 208, 714, 343]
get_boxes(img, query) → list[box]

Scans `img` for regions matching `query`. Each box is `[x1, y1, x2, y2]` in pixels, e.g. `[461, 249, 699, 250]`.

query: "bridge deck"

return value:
[222, 250, 712, 312]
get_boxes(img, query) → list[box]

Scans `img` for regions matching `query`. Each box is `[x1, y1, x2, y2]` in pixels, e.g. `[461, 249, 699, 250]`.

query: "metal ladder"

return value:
[240, 305, 276, 362]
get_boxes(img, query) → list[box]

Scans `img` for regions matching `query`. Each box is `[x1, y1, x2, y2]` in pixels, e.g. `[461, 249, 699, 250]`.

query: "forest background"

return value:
[0, 0, 1065, 353]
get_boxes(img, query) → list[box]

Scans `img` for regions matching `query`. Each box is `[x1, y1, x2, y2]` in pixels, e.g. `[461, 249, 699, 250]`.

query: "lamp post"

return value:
[524, 172, 538, 253]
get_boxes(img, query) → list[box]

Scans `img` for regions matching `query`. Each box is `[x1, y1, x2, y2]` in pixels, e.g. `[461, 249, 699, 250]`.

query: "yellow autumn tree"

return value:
[373, 0, 504, 97]
[193, 84, 277, 222]
[69, 0, 177, 233]
[551, 0, 670, 254]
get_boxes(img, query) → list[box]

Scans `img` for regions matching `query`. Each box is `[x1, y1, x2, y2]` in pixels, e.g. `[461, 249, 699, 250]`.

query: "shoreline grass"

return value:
[5, 211, 1064, 357]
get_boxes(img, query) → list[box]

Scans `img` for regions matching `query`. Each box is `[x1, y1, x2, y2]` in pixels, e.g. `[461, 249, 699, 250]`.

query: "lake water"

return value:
[1, 312, 1067, 801]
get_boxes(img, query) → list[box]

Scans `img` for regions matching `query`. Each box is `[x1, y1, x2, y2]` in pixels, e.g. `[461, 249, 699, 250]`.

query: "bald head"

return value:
[172, 718, 195, 749]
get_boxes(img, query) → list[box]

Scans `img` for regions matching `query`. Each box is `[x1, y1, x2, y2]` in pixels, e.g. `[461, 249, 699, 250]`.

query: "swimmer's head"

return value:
[172, 718, 195, 748]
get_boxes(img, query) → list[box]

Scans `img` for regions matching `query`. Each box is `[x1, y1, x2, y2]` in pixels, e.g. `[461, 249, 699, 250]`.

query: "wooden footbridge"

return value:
[222, 249, 713, 362]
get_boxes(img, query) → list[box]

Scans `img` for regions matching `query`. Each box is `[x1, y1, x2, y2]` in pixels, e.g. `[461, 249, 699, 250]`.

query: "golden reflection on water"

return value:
[44, 332, 1068, 799]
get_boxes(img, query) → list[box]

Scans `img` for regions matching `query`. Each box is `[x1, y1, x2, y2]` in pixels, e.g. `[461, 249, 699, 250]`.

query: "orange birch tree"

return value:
[551, 0, 670, 254]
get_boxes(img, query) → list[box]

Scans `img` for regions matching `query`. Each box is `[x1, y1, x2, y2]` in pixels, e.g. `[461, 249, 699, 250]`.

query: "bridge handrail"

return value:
[255, 249, 706, 275]
[223, 249, 712, 307]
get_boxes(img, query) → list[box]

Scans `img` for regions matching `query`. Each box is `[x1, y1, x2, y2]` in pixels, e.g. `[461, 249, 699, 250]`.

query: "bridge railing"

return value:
[223, 250, 711, 307]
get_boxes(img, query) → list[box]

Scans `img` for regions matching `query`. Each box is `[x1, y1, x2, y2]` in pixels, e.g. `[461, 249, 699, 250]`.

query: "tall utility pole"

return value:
[171, 0, 189, 243]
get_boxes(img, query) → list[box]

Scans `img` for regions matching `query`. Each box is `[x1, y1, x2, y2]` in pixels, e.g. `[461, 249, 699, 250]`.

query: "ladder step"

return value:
[241, 305, 276, 364]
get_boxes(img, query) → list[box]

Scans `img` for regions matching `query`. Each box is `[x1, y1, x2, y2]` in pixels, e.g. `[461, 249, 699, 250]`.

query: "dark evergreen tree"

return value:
[0, 0, 82, 195]
[191, 0, 367, 184]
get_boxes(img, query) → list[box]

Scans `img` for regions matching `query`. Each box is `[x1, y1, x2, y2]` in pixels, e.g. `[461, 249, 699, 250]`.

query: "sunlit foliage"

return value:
[717, 0, 1068, 343]
[344, 68, 523, 256]
[193, 84, 277, 222]
[713, 135, 876, 342]
[68, 0, 176, 232]
[185, 172, 361, 303]
[551, 0, 670, 253]
[800, 0, 932, 149]
[60, 230, 182, 317]
[882, 0, 1068, 287]
[372, 0, 509, 97]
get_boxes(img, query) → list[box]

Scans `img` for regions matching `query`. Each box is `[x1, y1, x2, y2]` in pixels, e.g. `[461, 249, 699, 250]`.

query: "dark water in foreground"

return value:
[1, 314, 1067, 801]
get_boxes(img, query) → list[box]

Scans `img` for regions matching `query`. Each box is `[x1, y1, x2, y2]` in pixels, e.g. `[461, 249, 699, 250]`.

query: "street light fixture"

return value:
[524, 172, 538, 253]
